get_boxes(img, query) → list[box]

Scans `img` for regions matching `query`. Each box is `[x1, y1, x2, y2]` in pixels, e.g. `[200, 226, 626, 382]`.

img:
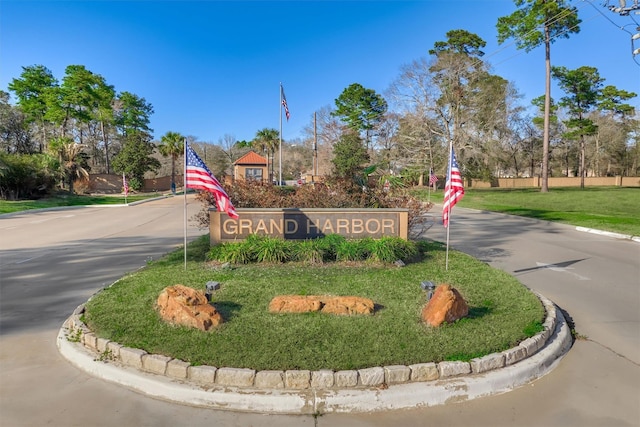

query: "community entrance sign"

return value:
[209, 208, 408, 244]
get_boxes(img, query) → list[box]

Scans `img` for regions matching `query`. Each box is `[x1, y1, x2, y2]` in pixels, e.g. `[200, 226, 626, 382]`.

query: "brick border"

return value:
[61, 292, 561, 391]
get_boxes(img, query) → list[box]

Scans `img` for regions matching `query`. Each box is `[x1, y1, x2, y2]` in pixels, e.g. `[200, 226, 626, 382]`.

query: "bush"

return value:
[0, 152, 59, 200]
[208, 234, 420, 265]
[193, 179, 433, 236]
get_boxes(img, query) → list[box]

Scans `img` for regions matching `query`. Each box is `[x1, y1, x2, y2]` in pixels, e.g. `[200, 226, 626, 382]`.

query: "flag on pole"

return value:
[442, 147, 464, 228]
[185, 143, 239, 219]
[281, 84, 290, 121]
[122, 173, 129, 196]
[429, 170, 438, 186]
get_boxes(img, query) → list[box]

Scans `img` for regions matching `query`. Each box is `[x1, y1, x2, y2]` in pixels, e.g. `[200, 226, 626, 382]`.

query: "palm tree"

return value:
[158, 131, 184, 193]
[48, 136, 89, 193]
[252, 128, 279, 183]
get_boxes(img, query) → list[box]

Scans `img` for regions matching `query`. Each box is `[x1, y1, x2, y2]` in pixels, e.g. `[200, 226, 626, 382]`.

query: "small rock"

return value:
[156, 285, 223, 331]
[421, 284, 469, 327]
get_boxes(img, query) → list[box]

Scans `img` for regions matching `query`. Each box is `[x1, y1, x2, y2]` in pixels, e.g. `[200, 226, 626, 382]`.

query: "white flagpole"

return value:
[183, 138, 188, 270]
[445, 141, 453, 271]
[279, 83, 283, 185]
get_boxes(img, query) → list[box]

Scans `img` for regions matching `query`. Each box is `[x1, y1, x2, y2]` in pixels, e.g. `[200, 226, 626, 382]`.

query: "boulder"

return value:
[268, 295, 323, 313]
[320, 296, 374, 315]
[269, 295, 374, 315]
[156, 284, 223, 331]
[421, 284, 469, 327]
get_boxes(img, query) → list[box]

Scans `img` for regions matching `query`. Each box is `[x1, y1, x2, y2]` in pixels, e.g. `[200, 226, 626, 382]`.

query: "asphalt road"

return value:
[0, 197, 638, 427]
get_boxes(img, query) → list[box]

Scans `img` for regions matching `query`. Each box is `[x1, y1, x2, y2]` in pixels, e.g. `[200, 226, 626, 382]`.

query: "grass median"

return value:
[84, 235, 544, 371]
[0, 193, 163, 214]
[414, 186, 640, 237]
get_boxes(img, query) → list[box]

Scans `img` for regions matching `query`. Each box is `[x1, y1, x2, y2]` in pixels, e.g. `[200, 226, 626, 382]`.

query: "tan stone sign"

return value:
[209, 208, 408, 244]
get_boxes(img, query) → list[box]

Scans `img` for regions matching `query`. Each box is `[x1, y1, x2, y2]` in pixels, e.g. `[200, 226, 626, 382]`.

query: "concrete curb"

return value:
[575, 226, 640, 243]
[57, 293, 572, 414]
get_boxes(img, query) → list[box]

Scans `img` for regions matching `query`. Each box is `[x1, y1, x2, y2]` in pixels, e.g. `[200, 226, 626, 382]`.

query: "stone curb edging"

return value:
[57, 293, 572, 414]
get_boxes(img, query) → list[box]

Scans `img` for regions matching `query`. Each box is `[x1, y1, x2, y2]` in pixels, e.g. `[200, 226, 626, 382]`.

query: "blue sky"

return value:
[1, 0, 638, 145]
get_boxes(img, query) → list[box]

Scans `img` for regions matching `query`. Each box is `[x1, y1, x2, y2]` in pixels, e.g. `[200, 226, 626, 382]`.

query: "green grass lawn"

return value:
[84, 236, 544, 371]
[0, 193, 164, 214]
[414, 186, 640, 236]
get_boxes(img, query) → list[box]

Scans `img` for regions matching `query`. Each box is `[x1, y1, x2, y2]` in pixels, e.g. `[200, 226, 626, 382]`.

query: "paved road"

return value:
[1, 199, 638, 426]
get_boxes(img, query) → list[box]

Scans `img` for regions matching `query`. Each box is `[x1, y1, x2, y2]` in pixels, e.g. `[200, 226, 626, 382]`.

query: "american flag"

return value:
[429, 170, 438, 186]
[185, 143, 238, 219]
[122, 173, 129, 196]
[281, 85, 290, 121]
[442, 147, 464, 228]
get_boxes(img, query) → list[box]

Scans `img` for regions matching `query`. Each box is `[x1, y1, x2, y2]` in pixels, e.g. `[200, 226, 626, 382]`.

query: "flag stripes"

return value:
[281, 85, 290, 121]
[429, 170, 438, 186]
[442, 147, 464, 228]
[122, 173, 129, 196]
[185, 143, 238, 219]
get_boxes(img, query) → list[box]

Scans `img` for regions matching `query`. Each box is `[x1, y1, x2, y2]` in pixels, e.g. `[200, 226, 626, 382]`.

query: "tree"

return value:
[497, 0, 581, 192]
[595, 86, 637, 176]
[252, 128, 279, 182]
[48, 136, 90, 193]
[552, 66, 603, 188]
[331, 131, 369, 180]
[111, 131, 160, 191]
[8, 65, 58, 152]
[332, 83, 388, 150]
[158, 131, 184, 193]
[114, 91, 154, 139]
[0, 91, 33, 154]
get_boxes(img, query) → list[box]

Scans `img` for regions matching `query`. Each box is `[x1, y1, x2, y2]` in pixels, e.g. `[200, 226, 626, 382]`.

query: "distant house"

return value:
[233, 151, 268, 183]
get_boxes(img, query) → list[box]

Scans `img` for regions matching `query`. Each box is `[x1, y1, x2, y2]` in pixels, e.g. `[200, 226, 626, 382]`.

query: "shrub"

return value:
[254, 236, 292, 263]
[291, 239, 326, 264]
[208, 235, 420, 265]
[193, 179, 433, 233]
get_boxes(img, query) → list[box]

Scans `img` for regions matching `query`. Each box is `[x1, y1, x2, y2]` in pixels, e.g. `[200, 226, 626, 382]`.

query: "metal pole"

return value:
[279, 83, 283, 185]
[183, 138, 187, 270]
[445, 141, 453, 271]
[313, 112, 318, 177]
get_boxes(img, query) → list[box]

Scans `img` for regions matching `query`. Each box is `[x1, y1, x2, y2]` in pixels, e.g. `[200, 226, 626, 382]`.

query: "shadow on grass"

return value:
[213, 301, 242, 322]
[467, 306, 492, 319]
[500, 208, 568, 222]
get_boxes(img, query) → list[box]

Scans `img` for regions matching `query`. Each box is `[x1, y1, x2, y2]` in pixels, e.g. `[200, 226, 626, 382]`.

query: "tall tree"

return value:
[8, 65, 58, 152]
[158, 131, 185, 193]
[332, 83, 387, 150]
[552, 66, 603, 188]
[595, 85, 637, 176]
[114, 91, 154, 139]
[497, 0, 581, 192]
[428, 29, 491, 177]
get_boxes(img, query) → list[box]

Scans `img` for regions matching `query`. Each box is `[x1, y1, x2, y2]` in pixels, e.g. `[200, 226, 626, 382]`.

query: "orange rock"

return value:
[321, 296, 374, 315]
[421, 284, 469, 327]
[268, 295, 323, 313]
[268, 295, 374, 315]
[156, 285, 223, 331]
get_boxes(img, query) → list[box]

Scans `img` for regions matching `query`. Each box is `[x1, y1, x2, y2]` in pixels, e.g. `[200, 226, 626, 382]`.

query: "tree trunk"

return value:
[580, 135, 585, 189]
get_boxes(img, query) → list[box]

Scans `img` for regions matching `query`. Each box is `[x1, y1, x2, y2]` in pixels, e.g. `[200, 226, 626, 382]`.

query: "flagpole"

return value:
[427, 168, 431, 203]
[279, 83, 283, 186]
[183, 138, 188, 270]
[445, 141, 453, 271]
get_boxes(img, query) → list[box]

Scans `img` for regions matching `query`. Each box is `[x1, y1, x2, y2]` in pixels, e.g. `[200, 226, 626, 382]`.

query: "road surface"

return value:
[1, 198, 638, 426]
